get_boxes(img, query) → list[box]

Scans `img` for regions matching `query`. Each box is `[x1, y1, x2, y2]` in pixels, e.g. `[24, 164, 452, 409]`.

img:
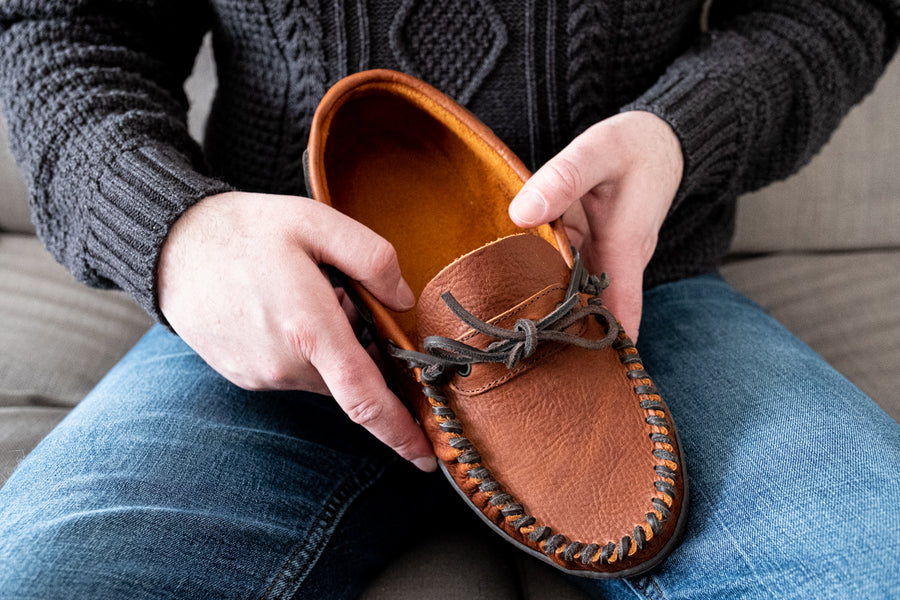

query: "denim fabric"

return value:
[1, 273, 898, 599]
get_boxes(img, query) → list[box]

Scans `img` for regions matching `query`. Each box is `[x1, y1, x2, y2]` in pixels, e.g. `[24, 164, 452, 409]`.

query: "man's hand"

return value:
[157, 191, 437, 472]
[508, 111, 684, 340]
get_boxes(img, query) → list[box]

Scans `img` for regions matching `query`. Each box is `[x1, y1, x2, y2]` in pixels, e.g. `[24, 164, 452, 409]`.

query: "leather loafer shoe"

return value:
[305, 69, 687, 578]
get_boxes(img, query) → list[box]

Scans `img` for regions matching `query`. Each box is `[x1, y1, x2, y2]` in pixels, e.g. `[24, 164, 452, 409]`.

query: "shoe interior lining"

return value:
[324, 89, 531, 337]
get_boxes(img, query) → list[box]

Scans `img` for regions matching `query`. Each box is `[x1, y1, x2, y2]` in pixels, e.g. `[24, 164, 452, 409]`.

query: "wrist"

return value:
[157, 191, 239, 324]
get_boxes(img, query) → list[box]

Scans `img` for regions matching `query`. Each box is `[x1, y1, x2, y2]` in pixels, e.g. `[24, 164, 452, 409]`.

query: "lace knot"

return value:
[389, 249, 619, 382]
[488, 318, 541, 369]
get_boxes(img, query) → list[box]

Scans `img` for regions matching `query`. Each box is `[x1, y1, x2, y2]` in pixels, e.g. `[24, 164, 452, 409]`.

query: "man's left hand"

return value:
[508, 111, 683, 340]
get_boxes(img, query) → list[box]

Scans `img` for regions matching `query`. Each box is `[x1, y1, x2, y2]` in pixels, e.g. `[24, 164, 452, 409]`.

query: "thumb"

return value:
[509, 141, 602, 228]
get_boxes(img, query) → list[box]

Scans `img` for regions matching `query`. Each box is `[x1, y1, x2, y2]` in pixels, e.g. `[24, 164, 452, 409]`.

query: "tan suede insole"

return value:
[325, 93, 526, 337]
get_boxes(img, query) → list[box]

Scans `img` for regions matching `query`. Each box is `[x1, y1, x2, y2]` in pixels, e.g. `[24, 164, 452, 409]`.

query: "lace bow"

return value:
[389, 250, 619, 383]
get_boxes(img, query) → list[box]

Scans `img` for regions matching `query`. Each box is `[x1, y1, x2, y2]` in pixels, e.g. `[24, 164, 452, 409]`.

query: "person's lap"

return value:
[1, 273, 897, 599]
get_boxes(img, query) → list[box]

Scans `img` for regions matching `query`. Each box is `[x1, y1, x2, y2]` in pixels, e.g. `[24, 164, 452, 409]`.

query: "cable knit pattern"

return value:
[265, 0, 327, 195]
[0, 0, 897, 322]
[626, 0, 900, 205]
[389, 0, 507, 104]
[566, 2, 700, 137]
[203, 0, 294, 193]
[566, 0, 613, 137]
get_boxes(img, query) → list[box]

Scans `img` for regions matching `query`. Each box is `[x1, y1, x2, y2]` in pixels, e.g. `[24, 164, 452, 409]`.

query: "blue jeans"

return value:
[1, 273, 898, 599]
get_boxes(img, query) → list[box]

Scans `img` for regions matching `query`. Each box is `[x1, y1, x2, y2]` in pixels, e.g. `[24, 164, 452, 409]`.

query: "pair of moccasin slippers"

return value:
[305, 69, 687, 578]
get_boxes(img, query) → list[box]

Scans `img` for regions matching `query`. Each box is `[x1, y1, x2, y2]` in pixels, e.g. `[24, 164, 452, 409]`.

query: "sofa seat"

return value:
[722, 250, 900, 420]
[0, 234, 152, 482]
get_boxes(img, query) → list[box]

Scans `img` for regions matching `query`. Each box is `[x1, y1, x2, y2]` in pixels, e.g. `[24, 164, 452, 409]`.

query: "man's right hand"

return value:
[157, 191, 437, 472]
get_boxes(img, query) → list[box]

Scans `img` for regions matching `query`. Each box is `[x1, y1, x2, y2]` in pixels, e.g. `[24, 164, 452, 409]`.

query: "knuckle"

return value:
[231, 368, 277, 392]
[265, 364, 294, 388]
[284, 318, 319, 360]
[637, 232, 659, 264]
[232, 377, 265, 392]
[584, 182, 616, 206]
[344, 395, 385, 427]
[259, 353, 304, 389]
[364, 239, 400, 278]
[545, 155, 584, 201]
[212, 358, 267, 392]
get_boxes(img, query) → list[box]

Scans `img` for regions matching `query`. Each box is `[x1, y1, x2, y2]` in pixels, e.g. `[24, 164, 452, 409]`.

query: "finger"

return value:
[309, 301, 436, 471]
[590, 244, 645, 342]
[509, 133, 610, 227]
[579, 186, 656, 342]
[302, 202, 416, 312]
[335, 287, 364, 333]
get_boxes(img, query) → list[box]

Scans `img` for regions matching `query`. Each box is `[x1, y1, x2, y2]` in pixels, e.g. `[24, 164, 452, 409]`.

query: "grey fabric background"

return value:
[0, 116, 31, 234]
[0, 235, 152, 407]
[731, 55, 900, 253]
[722, 251, 900, 410]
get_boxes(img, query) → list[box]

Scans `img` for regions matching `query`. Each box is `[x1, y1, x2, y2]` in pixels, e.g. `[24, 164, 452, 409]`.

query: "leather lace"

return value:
[389, 250, 620, 383]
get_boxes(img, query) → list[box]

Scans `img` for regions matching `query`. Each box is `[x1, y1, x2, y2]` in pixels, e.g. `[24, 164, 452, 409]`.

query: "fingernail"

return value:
[511, 191, 547, 226]
[412, 456, 437, 473]
[396, 279, 416, 310]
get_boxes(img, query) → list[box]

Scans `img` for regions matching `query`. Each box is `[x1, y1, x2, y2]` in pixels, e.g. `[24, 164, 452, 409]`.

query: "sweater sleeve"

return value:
[623, 0, 900, 205]
[0, 0, 233, 321]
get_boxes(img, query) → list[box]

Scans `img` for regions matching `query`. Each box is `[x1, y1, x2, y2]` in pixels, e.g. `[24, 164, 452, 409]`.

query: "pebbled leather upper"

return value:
[416, 233, 665, 543]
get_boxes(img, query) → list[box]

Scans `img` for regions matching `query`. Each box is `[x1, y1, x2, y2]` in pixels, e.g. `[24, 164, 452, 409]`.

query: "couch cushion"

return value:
[358, 523, 591, 600]
[513, 554, 594, 600]
[0, 234, 152, 408]
[721, 250, 900, 422]
[730, 54, 900, 253]
[0, 115, 32, 235]
[359, 528, 522, 600]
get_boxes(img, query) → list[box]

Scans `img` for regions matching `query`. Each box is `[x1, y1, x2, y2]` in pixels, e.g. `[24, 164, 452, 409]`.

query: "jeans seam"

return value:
[258, 458, 387, 600]
[629, 575, 668, 600]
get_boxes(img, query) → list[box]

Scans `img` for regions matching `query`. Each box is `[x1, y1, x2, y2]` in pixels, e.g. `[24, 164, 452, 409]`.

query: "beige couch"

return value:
[1, 39, 897, 598]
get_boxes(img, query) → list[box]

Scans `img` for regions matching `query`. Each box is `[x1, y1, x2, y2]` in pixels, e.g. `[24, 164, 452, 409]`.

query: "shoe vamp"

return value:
[449, 343, 657, 544]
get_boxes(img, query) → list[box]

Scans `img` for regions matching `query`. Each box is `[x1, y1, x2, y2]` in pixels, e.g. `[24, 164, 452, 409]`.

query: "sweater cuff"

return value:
[86, 144, 233, 323]
[622, 68, 747, 207]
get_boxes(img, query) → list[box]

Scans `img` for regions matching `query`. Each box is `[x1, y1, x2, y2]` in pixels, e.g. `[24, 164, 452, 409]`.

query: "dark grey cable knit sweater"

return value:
[0, 1, 898, 322]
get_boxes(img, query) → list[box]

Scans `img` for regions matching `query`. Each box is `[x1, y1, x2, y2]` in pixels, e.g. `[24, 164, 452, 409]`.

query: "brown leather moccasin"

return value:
[306, 69, 687, 578]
